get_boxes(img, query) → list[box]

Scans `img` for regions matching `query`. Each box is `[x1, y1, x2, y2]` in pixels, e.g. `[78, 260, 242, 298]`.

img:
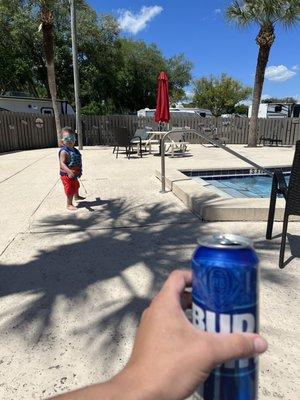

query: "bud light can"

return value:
[192, 234, 259, 400]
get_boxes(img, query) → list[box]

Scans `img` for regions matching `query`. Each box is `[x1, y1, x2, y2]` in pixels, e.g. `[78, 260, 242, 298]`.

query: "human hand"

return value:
[68, 171, 75, 179]
[112, 270, 268, 400]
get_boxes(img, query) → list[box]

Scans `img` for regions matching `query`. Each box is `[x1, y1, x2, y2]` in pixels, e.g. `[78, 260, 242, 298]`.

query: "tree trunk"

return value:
[248, 46, 271, 146]
[41, 6, 61, 146]
[249, 26, 274, 147]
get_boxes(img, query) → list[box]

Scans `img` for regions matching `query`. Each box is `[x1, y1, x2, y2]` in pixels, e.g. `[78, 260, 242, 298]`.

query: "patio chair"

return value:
[198, 125, 229, 147]
[130, 128, 159, 154]
[112, 127, 142, 159]
[166, 129, 189, 157]
[266, 140, 300, 268]
[259, 134, 282, 146]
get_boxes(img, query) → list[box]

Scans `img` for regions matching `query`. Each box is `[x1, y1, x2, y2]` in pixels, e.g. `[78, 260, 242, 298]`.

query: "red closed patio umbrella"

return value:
[155, 71, 170, 124]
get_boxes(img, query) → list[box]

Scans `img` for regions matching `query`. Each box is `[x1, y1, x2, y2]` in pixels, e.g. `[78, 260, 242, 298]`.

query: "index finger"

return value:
[162, 270, 192, 299]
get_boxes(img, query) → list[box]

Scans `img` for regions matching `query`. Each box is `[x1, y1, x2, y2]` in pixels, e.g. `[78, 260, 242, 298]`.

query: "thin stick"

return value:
[79, 178, 88, 194]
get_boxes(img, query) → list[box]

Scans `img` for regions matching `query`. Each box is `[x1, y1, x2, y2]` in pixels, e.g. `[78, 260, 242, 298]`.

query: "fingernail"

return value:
[254, 337, 268, 353]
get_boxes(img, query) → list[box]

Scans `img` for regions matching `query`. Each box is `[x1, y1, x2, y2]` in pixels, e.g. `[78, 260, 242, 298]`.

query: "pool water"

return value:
[191, 173, 290, 198]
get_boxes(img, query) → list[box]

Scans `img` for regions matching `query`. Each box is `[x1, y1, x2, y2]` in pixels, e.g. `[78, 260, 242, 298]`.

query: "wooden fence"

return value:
[1, 111, 300, 153]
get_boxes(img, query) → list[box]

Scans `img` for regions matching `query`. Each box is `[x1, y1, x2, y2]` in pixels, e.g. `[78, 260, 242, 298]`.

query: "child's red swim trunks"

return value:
[61, 176, 80, 196]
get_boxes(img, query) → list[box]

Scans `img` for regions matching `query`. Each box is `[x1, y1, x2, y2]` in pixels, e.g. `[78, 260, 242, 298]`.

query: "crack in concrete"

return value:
[28, 178, 60, 231]
[0, 234, 18, 257]
[21, 219, 197, 234]
[0, 154, 51, 185]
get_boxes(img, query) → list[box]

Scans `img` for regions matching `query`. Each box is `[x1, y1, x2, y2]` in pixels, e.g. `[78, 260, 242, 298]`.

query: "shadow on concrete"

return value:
[0, 199, 210, 356]
[260, 265, 296, 285]
[0, 200, 297, 362]
[281, 233, 300, 268]
[287, 233, 300, 258]
[167, 153, 194, 158]
[255, 231, 300, 270]
[76, 197, 108, 212]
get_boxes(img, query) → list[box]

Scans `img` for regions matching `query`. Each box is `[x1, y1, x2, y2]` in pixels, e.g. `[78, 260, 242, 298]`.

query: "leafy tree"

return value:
[101, 39, 192, 114]
[38, 0, 62, 139]
[0, 1, 192, 115]
[112, 40, 165, 113]
[193, 74, 252, 116]
[79, 14, 123, 114]
[262, 97, 298, 103]
[234, 104, 249, 115]
[0, 1, 42, 95]
[165, 55, 193, 106]
[227, 0, 300, 146]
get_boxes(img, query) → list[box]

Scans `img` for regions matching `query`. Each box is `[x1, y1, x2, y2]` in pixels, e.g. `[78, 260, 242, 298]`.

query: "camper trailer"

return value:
[137, 107, 212, 118]
[0, 92, 74, 115]
[248, 102, 300, 119]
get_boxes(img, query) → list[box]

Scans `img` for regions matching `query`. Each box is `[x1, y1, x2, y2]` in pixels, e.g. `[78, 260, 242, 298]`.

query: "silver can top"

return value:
[198, 234, 253, 249]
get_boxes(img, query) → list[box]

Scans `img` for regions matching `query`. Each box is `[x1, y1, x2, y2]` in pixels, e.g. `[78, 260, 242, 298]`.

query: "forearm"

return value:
[60, 161, 73, 175]
[49, 381, 119, 400]
[49, 366, 157, 400]
[47, 270, 268, 400]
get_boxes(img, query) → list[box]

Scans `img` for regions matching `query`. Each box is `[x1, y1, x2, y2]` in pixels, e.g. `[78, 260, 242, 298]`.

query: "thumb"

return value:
[208, 333, 268, 366]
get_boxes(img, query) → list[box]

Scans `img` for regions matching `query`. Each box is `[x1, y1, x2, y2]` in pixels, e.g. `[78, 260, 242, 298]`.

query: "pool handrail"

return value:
[160, 128, 273, 193]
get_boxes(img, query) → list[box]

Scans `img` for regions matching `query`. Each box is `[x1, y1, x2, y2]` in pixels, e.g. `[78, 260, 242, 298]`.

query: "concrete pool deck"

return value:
[0, 145, 299, 400]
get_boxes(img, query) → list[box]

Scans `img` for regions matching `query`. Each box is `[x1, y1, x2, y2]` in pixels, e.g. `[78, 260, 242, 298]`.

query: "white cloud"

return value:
[239, 94, 271, 106]
[118, 6, 163, 35]
[292, 65, 300, 71]
[214, 8, 221, 14]
[265, 65, 296, 82]
[185, 90, 194, 100]
[239, 99, 252, 107]
[261, 94, 272, 100]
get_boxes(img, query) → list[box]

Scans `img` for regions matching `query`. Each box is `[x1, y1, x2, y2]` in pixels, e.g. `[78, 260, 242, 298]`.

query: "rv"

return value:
[137, 107, 212, 118]
[248, 102, 300, 119]
[0, 92, 74, 115]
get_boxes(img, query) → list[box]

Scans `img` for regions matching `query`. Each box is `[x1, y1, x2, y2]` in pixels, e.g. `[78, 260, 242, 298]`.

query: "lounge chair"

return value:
[112, 127, 142, 159]
[131, 128, 159, 154]
[166, 128, 189, 157]
[199, 125, 229, 147]
[266, 140, 300, 268]
[259, 135, 282, 146]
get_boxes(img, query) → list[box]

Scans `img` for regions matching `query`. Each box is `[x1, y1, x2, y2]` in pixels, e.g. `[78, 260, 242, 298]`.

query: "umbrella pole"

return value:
[160, 147, 166, 193]
[160, 131, 169, 193]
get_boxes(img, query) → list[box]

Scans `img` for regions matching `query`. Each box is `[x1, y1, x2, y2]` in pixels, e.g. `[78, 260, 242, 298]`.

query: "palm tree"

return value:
[227, 0, 300, 147]
[39, 0, 61, 144]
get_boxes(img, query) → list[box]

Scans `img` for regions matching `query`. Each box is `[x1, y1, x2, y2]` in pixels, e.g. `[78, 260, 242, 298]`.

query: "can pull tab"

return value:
[216, 235, 241, 246]
[213, 234, 253, 248]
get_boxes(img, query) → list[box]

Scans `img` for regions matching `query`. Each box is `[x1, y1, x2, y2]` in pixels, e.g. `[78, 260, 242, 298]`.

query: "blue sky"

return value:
[87, 0, 300, 102]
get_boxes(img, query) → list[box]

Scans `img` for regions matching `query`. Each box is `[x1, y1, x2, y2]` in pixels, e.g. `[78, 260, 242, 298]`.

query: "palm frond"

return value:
[278, 0, 300, 29]
[227, 0, 300, 28]
[226, 1, 253, 27]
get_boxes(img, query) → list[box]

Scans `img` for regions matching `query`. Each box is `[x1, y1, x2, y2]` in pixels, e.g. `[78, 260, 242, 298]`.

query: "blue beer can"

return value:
[192, 234, 259, 400]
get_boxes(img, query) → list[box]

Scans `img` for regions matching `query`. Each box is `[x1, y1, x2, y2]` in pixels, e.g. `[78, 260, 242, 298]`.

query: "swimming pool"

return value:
[184, 168, 291, 198]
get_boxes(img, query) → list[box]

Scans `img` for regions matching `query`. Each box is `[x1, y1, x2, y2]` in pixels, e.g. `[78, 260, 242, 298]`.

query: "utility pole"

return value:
[70, 0, 83, 149]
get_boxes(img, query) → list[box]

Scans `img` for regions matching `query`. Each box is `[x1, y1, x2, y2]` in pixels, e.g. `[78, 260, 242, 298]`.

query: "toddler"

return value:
[59, 128, 85, 211]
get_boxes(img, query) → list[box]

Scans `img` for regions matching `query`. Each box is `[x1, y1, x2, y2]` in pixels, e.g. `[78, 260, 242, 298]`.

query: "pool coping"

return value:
[155, 164, 300, 222]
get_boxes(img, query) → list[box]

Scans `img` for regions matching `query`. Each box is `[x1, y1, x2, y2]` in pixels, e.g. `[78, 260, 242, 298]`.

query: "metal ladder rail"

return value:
[160, 129, 273, 193]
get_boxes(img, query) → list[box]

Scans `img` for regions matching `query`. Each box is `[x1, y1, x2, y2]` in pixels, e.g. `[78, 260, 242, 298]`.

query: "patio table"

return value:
[146, 130, 190, 157]
[146, 131, 172, 155]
